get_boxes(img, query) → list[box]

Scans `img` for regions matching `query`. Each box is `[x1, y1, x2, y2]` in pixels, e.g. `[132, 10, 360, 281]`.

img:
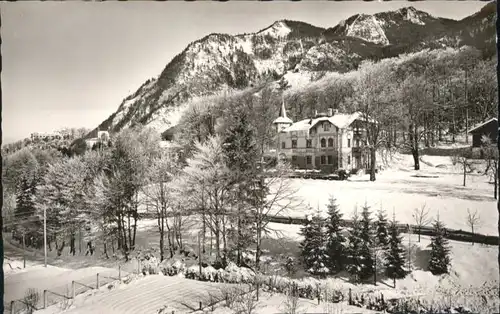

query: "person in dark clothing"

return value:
[85, 241, 94, 256]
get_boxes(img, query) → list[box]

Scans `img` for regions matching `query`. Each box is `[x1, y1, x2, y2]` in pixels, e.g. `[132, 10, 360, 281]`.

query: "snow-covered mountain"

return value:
[91, 2, 496, 138]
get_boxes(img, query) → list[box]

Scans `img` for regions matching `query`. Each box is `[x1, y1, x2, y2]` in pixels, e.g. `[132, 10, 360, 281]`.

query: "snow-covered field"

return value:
[5, 264, 126, 312]
[276, 154, 498, 236]
[35, 275, 235, 314]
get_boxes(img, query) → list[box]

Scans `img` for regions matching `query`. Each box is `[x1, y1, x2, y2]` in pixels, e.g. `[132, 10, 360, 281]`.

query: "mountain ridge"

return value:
[88, 2, 496, 140]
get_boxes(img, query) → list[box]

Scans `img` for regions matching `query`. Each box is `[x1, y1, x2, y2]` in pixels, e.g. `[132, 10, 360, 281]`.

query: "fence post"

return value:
[10, 300, 14, 314]
[118, 265, 121, 280]
[43, 290, 47, 309]
[96, 273, 100, 289]
[317, 286, 320, 305]
[72, 281, 76, 299]
[199, 301, 202, 310]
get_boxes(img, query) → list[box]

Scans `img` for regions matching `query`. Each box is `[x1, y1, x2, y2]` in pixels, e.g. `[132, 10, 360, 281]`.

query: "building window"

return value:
[306, 156, 312, 164]
[306, 139, 312, 148]
[328, 138, 334, 147]
[328, 155, 333, 164]
[356, 139, 360, 147]
[292, 140, 297, 148]
[320, 138, 326, 148]
[292, 155, 297, 164]
[348, 155, 351, 165]
[281, 142, 286, 149]
[347, 139, 351, 148]
[321, 155, 326, 164]
[324, 122, 330, 131]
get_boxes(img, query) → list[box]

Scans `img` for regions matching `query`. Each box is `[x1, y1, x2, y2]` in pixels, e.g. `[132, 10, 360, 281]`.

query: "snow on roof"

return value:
[273, 116, 293, 124]
[282, 112, 366, 133]
[468, 118, 498, 134]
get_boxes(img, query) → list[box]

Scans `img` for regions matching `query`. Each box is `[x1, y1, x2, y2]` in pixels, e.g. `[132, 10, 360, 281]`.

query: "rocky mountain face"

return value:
[92, 2, 496, 138]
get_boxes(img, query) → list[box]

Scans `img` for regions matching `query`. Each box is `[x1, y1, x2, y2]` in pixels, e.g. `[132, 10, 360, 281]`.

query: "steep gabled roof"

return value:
[273, 98, 293, 125]
[282, 111, 371, 133]
[468, 118, 498, 134]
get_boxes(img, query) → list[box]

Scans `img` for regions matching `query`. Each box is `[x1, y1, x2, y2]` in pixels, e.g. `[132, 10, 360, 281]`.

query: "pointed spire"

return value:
[279, 94, 288, 119]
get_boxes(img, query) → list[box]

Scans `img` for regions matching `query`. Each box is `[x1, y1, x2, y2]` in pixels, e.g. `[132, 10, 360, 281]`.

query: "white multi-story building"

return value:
[30, 132, 62, 141]
[272, 102, 373, 173]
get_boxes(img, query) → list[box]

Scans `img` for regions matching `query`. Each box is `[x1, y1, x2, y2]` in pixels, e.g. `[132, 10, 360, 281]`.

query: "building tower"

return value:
[272, 97, 293, 133]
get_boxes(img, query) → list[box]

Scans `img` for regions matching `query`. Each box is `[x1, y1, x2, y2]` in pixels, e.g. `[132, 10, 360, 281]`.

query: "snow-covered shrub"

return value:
[185, 265, 200, 280]
[180, 245, 197, 258]
[201, 265, 217, 282]
[283, 256, 297, 276]
[224, 262, 255, 284]
[142, 256, 159, 275]
[136, 250, 160, 275]
[160, 260, 186, 276]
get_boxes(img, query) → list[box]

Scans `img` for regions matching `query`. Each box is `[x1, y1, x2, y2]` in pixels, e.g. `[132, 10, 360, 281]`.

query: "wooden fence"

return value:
[140, 211, 498, 246]
[6, 266, 127, 314]
[263, 215, 499, 246]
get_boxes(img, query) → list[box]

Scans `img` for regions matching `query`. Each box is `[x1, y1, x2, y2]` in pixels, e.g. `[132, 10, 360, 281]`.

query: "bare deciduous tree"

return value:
[451, 153, 474, 187]
[466, 209, 481, 245]
[142, 154, 178, 261]
[412, 204, 432, 242]
[350, 59, 399, 181]
[481, 135, 499, 199]
[281, 283, 302, 314]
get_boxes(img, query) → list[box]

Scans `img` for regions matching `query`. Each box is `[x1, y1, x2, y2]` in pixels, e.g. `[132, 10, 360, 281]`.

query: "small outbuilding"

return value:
[468, 118, 498, 147]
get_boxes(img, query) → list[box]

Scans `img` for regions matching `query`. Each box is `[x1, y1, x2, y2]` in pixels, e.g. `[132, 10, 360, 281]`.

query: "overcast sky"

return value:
[1, 1, 487, 144]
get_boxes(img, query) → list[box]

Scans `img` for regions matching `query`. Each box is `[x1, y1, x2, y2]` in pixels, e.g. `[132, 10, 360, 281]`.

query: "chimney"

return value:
[327, 108, 333, 117]
[314, 109, 318, 118]
[334, 109, 339, 115]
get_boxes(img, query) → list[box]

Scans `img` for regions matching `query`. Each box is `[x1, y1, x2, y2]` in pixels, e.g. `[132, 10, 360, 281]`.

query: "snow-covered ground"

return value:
[275, 154, 497, 236]
[3, 257, 33, 276]
[193, 291, 379, 314]
[35, 274, 235, 314]
[262, 225, 499, 312]
[5, 264, 126, 312]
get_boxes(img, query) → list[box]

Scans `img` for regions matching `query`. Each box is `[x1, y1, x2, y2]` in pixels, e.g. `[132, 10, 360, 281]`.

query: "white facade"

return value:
[273, 106, 371, 172]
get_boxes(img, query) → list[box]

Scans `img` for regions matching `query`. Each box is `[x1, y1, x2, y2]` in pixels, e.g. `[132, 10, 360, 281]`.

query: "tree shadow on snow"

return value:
[394, 180, 494, 202]
[412, 246, 431, 272]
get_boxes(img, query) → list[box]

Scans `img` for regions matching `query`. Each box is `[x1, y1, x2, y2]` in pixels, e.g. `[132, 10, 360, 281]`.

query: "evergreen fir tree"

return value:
[428, 215, 451, 275]
[300, 208, 329, 276]
[15, 175, 36, 219]
[345, 208, 363, 282]
[359, 203, 374, 281]
[375, 208, 389, 248]
[14, 174, 41, 247]
[384, 212, 407, 287]
[373, 208, 389, 285]
[325, 196, 346, 273]
[221, 109, 259, 265]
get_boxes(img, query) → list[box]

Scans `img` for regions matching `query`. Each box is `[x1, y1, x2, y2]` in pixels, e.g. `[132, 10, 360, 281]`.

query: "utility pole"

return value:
[43, 207, 47, 267]
[22, 231, 26, 269]
[198, 231, 202, 276]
